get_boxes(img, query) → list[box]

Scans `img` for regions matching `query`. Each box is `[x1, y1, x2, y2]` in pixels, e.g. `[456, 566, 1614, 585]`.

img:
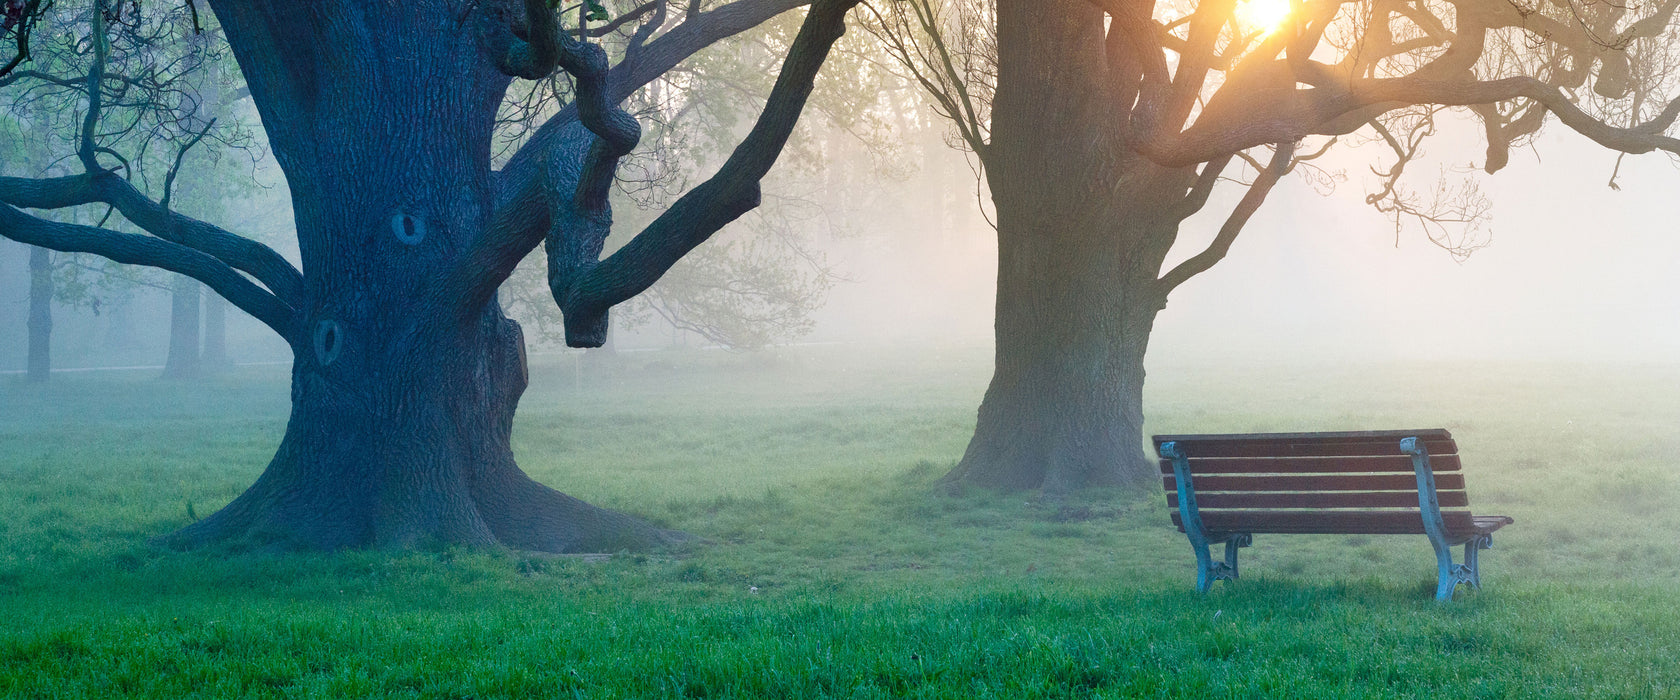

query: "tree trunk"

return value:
[947, 244, 1160, 491]
[161, 307, 677, 551]
[159, 0, 683, 552]
[161, 275, 201, 380]
[26, 245, 50, 383]
[202, 290, 229, 373]
[943, 0, 1190, 492]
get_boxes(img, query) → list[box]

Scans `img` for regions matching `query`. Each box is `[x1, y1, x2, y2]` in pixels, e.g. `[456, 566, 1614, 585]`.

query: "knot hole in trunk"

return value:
[391, 212, 426, 245]
[314, 319, 344, 366]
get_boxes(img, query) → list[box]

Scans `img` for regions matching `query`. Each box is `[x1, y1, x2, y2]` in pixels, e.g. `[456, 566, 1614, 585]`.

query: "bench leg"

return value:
[1431, 533, 1493, 601]
[1224, 534, 1252, 580]
[1193, 534, 1251, 593]
[1463, 534, 1491, 590]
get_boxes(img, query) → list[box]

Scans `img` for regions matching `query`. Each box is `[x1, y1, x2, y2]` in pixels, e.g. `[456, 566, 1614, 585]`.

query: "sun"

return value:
[1235, 0, 1293, 34]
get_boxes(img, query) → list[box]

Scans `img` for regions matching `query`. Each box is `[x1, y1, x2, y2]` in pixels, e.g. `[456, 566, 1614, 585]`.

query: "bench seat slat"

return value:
[1155, 438, 1457, 459]
[1157, 455, 1462, 475]
[1170, 511, 1513, 538]
[1167, 490, 1470, 509]
[1172, 509, 1476, 535]
[1154, 429, 1452, 443]
[1163, 473, 1466, 492]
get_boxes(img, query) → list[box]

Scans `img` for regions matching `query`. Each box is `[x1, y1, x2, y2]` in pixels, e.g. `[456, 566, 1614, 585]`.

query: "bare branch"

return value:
[1146, 71, 1680, 168]
[0, 202, 300, 339]
[1159, 141, 1296, 292]
[452, 0, 814, 306]
[0, 0, 48, 81]
[78, 0, 109, 172]
[557, 0, 863, 345]
[160, 117, 216, 210]
[0, 172, 305, 303]
[863, 0, 989, 157]
[1170, 153, 1232, 221]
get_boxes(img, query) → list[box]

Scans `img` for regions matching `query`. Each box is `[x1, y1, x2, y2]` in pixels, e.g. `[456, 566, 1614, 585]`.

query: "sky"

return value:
[807, 117, 1680, 366]
[1152, 127, 1680, 364]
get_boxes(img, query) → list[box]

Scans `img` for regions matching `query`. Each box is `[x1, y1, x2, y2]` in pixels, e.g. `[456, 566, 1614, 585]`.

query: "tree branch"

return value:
[0, 172, 306, 303]
[1170, 153, 1232, 221]
[863, 0, 988, 157]
[1143, 70, 1680, 168]
[580, 0, 661, 39]
[1090, 0, 1172, 134]
[556, 0, 862, 346]
[0, 0, 47, 81]
[1164, 0, 1236, 131]
[558, 33, 642, 212]
[0, 202, 300, 340]
[78, 0, 110, 172]
[1159, 142, 1295, 292]
[449, 0, 813, 307]
[486, 0, 563, 80]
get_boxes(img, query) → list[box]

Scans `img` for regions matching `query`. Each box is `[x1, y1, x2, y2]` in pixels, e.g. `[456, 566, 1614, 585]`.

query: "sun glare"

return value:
[1235, 0, 1292, 34]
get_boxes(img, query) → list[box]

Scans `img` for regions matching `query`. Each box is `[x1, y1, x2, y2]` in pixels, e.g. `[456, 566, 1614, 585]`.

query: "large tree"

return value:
[874, 0, 1680, 491]
[0, 0, 861, 551]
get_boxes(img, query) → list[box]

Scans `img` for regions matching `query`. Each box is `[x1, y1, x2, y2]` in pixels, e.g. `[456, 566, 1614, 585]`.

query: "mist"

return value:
[8, 0, 1680, 692]
[6, 116, 1678, 376]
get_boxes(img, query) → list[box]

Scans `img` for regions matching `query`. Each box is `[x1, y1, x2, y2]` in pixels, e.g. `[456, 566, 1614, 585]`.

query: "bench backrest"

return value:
[1152, 429, 1475, 535]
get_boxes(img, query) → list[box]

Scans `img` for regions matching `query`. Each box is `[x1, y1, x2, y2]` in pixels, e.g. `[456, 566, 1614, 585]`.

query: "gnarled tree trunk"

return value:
[148, 0, 854, 551]
[149, 0, 676, 552]
[164, 305, 674, 551]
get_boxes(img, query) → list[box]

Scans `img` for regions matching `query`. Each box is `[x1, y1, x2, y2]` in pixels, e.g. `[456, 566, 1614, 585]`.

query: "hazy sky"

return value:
[1154, 127, 1680, 364]
[814, 118, 1680, 365]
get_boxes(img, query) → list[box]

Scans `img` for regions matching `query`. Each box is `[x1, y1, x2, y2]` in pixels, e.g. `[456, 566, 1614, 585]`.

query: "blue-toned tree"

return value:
[0, 0, 861, 551]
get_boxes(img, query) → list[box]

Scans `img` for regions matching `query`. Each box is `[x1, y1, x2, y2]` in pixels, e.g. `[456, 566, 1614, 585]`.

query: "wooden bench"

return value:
[1153, 429, 1513, 601]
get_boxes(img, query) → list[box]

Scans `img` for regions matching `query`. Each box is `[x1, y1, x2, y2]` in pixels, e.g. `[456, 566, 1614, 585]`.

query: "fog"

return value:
[4, 111, 1679, 373]
[776, 115, 1680, 367]
[1152, 128, 1680, 365]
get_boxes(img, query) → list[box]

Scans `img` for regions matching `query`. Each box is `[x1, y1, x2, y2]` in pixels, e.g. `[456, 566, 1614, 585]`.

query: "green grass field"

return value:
[2, 346, 1678, 698]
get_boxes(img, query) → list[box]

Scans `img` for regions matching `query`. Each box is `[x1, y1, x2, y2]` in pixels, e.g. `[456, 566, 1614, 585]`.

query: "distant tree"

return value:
[0, 0, 862, 552]
[3, 0, 255, 380]
[875, 0, 1680, 491]
[25, 242, 48, 379]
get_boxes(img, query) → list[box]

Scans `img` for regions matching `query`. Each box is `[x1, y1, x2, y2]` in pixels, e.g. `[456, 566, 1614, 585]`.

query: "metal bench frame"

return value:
[1160, 435, 1497, 601]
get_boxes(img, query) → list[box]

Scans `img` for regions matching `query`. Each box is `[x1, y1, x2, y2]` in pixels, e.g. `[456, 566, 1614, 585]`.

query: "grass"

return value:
[2, 345, 1678, 698]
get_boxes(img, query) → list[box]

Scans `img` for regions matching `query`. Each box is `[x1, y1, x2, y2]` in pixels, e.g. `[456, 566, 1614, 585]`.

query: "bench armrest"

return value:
[1399, 437, 1454, 547]
[1161, 441, 1212, 545]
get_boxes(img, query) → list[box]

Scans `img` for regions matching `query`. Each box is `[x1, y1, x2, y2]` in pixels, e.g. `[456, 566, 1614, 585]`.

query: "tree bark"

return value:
[160, 306, 678, 551]
[25, 244, 50, 383]
[944, 0, 1190, 492]
[947, 177, 1184, 491]
[161, 275, 201, 380]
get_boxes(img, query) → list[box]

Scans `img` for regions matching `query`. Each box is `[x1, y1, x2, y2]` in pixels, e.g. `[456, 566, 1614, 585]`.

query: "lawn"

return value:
[1, 345, 1677, 698]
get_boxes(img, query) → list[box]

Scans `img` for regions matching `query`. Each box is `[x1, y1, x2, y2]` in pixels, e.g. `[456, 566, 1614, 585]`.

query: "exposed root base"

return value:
[153, 473, 691, 555]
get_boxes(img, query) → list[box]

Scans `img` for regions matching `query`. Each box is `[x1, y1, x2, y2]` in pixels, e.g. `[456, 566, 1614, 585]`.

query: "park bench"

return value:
[1153, 429, 1513, 601]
